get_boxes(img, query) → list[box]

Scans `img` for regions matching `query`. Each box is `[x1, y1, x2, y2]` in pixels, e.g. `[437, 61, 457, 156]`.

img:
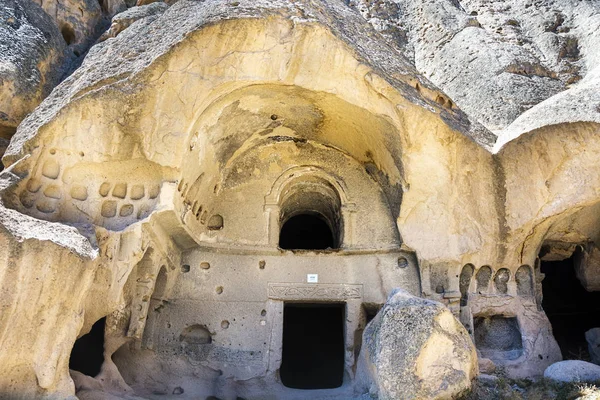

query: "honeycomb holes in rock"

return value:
[173, 387, 184, 395]
[476, 266, 493, 293]
[460, 264, 475, 306]
[494, 268, 511, 294]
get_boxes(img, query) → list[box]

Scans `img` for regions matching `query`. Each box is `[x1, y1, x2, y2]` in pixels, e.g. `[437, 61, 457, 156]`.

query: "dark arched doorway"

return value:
[279, 213, 335, 250]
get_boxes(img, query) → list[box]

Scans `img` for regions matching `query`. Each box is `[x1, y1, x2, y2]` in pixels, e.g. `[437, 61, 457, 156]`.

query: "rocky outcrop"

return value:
[573, 246, 600, 292]
[0, 0, 67, 145]
[0, 1, 490, 398]
[32, 0, 103, 54]
[2, 0, 600, 398]
[99, 3, 168, 41]
[0, 0, 166, 152]
[350, 0, 600, 140]
[356, 289, 477, 400]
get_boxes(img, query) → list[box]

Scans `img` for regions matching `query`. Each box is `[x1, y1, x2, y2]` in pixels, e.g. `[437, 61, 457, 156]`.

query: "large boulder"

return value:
[0, 0, 67, 142]
[356, 289, 478, 400]
[544, 360, 600, 383]
[586, 328, 600, 365]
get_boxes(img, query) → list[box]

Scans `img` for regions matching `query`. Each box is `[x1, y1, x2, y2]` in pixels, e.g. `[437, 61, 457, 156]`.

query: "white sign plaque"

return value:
[307, 274, 318, 283]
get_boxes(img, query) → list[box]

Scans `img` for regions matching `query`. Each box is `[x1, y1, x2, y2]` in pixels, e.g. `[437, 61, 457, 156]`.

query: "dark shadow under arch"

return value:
[279, 213, 335, 250]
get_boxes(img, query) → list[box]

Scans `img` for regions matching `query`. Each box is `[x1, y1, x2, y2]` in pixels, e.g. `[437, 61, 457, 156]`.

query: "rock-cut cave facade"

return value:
[2, 0, 600, 399]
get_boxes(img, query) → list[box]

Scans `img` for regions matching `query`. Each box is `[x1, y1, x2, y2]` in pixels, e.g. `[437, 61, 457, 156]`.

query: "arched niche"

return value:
[476, 266, 493, 294]
[459, 264, 475, 306]
[265, 166, 356, 249]
[153, 265, 169, 301]
[175, 83, 406, 246]
[494, 268, 511, 294]
[515, 265, 534, 297]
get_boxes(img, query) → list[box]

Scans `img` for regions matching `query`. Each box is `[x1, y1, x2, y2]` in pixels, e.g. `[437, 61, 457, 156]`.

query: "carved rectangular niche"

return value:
[474, 315, 523, 361]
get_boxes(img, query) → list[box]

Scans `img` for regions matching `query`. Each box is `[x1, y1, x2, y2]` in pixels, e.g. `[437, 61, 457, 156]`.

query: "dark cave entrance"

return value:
[279, 213, 336, 250]
[280, 303, 345, 389]
[69, 317, 106, 377]
[541, 255, 600, 360]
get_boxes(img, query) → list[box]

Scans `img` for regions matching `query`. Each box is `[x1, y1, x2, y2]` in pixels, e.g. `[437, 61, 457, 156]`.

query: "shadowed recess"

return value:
[279, 214, 335, 250]
[541, 254, 600, 360]
[69, 317, 105, 377]
[280, 303, 345, 389]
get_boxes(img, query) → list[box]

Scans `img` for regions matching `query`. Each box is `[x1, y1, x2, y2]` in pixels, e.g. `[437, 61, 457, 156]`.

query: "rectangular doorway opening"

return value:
[280, 303, 345, 389]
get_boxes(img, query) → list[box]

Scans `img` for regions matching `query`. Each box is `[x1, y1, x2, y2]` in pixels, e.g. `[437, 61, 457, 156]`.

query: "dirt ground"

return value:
[460, 373, 600, 400]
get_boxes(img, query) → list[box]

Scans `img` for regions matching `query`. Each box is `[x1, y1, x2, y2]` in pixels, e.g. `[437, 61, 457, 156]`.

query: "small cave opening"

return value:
[60, 24, 76, 45]
[541, 254, 600, 360]
[69, 317, 105, 377]
[279, 213, 335, 250]
[280, 303, 345, 389]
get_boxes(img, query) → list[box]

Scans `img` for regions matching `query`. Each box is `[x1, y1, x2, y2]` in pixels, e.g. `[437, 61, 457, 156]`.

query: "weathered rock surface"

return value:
[586, 328, 600, 365]
[478, 358, 496, 374]
[2, 0, 600, 398]
[32, 0, 103, 53]
[99, 3, 168, 41]
[575, 245, 600, 292]
[0, 0, 169, 147]
[99, 0, 134, 18]
[0, 1, 490, 398]
[0, 0, 67, 142]
[350, 0, 600, 142]
[357, 289, 477, 400]
[468, 294, 561, 379]
[544, 360, 600, 383]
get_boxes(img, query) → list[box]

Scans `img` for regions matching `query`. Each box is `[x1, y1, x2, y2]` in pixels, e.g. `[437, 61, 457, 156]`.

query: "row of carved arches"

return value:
[460, 264, 534, 302]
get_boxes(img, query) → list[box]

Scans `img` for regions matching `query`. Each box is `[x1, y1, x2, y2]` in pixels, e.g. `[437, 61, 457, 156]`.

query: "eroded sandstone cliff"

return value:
[1, 0, 600, 399]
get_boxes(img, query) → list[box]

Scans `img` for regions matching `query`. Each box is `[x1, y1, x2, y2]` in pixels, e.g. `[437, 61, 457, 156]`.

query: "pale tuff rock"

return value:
[0, 0, 157, 146]
[99, 3, 169, 41]
[0, 1, 487, 398]
[356, 289, 477, 400]
[0, 0, 67, 143]
[0, 0, 599, 399]
[350, 0, 600, 143]
[32, 0, 103, 52]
